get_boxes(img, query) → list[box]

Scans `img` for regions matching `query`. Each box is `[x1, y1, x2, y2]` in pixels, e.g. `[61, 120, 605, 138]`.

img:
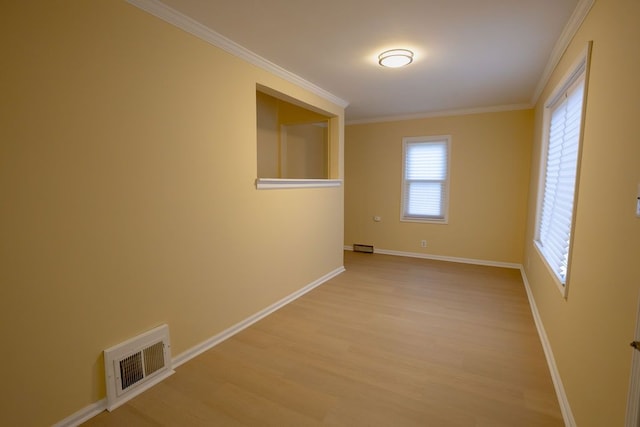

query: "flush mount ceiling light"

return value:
[378, 49, 414, 68]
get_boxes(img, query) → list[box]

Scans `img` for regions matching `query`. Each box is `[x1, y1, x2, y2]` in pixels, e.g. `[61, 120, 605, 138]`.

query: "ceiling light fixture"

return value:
[378, 49, 414, 68]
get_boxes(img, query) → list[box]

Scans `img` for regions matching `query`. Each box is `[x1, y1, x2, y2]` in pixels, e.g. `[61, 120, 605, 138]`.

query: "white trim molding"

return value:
[52, 399, 107, 427]
[531, 0, 595, 105]
[376, 248, 520, 269]
[520, 268, 576, 427]
[344, 245, 520, 269]
[256, 178, 342, 190]
[346, 103, 532, 126]
[126, 0, 349, 109]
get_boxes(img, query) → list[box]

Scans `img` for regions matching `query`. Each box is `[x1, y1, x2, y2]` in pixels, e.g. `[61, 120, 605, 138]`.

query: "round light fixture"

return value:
[378, 49, 414, 68]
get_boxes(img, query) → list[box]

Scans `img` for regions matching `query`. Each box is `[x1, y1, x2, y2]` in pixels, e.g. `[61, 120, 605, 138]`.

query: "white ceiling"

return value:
[157, 0, 579, 122]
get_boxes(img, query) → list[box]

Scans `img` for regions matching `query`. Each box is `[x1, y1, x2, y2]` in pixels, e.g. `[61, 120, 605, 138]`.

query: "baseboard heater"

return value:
[353, 244, 374, 253]
[104, 324, 174, 411]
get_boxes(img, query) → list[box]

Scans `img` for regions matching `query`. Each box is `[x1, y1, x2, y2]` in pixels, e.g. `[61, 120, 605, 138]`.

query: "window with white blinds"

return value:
[535, 58, 587, 289]
[401, 136, 450, 222]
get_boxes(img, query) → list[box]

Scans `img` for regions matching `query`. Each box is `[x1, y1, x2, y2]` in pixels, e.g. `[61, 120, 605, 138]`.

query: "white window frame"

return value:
[534, 43, 591, 298]
[401, 135, 451, 224]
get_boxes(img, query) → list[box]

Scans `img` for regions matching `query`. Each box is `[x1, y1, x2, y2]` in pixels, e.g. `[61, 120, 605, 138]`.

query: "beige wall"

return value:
[0, 2, 344, 426]
[345, 110, 533, 264]
[256, 92, 280, 178]
[523, 0, 640, 425]
[283, 124, 328, 179]
[278, 100, 329, 124]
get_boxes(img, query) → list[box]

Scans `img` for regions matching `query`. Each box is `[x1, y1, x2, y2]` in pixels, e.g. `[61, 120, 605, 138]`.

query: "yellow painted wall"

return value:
[523, 0, 640, 424]
[345, 110, 533, 264]
[283, 124, 328, 179]
[0, 2, 344, 426]
[256, 92, 280, 178]
[278, 100, 329, 125]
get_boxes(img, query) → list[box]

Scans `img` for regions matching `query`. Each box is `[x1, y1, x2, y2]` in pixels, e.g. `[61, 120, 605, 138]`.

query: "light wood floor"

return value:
[84, 252, 563, 426]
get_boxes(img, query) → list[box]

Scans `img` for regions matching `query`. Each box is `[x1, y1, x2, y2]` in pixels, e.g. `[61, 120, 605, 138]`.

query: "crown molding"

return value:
[530, 0, 596, 106]
[346, 103, 533, 125]
[126, 0, 349, 109]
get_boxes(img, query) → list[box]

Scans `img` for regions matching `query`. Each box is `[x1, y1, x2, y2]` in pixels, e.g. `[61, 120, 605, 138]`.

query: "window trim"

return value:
[400, 135, 451, 224]
[534, 42, 591, 298]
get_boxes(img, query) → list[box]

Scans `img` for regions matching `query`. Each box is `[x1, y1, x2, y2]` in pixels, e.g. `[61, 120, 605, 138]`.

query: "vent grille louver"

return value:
[143, 341, 165, 377]
[119, 352, 144, 391]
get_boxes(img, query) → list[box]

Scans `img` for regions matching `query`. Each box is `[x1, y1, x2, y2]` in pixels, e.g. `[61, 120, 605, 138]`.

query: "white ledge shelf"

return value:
[256, 178, 342, 189]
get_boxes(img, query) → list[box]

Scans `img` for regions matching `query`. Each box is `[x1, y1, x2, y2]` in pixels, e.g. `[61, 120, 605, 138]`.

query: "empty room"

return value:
[2, 0, 639, 426]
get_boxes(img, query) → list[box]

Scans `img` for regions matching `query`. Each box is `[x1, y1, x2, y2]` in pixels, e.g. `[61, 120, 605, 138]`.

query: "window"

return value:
[401, 136, 450, 223]
[535, 48, 589, 293]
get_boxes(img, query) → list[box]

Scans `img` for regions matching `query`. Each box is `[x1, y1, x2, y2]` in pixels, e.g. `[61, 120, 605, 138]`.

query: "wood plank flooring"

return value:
[84, 252, 563, 426]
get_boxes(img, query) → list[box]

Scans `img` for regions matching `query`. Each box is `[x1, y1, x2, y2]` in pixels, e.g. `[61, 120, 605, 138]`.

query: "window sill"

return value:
[400, 217, 448, 225]
[533, 241, 568, 299]
[256, 178, 342, 190]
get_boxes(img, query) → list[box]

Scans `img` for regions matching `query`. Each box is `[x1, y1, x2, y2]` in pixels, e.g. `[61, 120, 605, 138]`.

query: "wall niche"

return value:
[256, 86, 337, 182]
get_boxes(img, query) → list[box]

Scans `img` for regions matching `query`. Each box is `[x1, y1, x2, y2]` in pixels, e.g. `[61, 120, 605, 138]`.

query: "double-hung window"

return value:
[401, 136, 450, 223]
[535, 47, 589, 295]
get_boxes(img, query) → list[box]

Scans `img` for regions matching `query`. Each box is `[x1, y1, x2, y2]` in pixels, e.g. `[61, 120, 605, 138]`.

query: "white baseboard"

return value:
[54, 266, 345, 426]
[172, 265, 345, 368]
[519, 267, 575, 427]
[344, 245, 520, 269]
[52, 399, 107, 427]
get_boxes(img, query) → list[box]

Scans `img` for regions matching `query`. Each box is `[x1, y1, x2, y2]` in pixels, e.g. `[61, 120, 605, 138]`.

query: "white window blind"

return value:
[536, 65, 586, 286]
[402, 137, 450, 222]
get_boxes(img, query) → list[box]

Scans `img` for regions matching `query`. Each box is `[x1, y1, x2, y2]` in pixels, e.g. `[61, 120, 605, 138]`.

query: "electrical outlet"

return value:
[420, 240, 427, 248]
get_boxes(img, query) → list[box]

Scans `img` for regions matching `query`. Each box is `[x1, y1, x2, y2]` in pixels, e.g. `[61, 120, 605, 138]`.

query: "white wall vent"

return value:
[104, 324, 174, 411]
